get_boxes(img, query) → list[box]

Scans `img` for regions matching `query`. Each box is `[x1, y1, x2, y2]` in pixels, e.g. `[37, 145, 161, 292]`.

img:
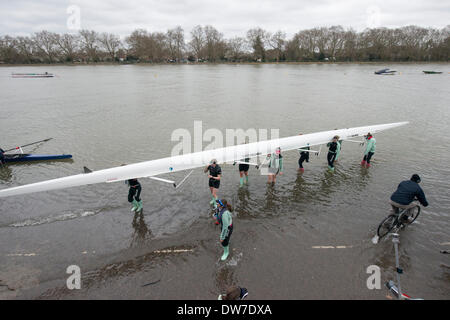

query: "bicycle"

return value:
[377, 202, 421, 239]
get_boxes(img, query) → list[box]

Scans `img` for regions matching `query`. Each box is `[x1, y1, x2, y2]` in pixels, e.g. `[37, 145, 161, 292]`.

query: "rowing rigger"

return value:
[0, 122, 408, 198]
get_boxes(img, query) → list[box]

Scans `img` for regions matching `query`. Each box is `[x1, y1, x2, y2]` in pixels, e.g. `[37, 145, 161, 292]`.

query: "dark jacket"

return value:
[390, 180, 428, 207]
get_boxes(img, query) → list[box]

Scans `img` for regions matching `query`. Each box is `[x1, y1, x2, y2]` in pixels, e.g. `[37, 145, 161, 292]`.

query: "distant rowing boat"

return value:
[11, 73, 54, 78]
[3, 154, 72, 163]
[422, 71, 442, 74]
[375, 68, 396, 75]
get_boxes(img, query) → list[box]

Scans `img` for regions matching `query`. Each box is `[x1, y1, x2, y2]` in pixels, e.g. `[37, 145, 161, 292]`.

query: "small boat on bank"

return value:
[3, 154, 72, 163]
[11, 72, 54, 78]
[423, 71, 443, 74]
[375, 68, 396, 75]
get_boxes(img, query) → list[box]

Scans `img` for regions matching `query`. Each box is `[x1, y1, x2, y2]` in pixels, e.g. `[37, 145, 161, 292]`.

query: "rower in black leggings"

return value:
[0, 148, 5, 165]
[326, 136, 340, 172]
[128, 178, 143, 212]
[298, 147, 309, 173]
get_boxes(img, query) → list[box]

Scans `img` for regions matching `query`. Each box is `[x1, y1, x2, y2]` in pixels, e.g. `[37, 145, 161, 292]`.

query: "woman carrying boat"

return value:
[238, 139, 250, 187]
[267, 147, 283, 184]
[238, 157, 250, 187]
[297, 134, 309, 173]
[326, 136, 340, 172]
[216, 199, 233, 261]
[0, 148, 5, 165]
[127, 178, 143, 212]
[204, 159, 221, 208]
[361, 133, 376, 168]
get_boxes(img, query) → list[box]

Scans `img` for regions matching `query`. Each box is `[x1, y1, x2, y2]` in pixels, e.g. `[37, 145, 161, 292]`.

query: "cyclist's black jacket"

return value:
[390, 180, 428, 207]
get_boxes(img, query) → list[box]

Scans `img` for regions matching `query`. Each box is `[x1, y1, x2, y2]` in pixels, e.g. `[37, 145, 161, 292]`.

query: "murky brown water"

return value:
[0, 63, 449, 299]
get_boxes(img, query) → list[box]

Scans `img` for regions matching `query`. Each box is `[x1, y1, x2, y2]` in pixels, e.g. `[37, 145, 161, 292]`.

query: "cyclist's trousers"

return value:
[390, 200, 417, 214]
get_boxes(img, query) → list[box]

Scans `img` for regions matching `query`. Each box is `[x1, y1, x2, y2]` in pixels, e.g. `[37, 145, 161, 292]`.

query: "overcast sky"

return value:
[1, 0, 449, 39]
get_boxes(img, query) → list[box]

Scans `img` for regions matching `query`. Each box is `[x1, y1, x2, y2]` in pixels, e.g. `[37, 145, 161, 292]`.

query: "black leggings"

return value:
[298, 153, 308, 168]
[221, 225, 233, 247]
[128, 185, 142, 202]
[327, 152, 336, 168]
[363, 152, 374, 164]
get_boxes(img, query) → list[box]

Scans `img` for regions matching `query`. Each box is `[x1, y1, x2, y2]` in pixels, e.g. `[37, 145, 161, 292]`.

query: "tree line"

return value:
[1, 25, 448, 64]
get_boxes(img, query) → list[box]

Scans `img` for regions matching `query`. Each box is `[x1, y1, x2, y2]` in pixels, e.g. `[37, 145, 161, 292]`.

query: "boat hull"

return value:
[4, 154, 72, 163]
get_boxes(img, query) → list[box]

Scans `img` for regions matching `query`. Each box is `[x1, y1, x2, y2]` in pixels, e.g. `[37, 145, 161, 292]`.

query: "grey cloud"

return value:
[0, 0, 448, 38]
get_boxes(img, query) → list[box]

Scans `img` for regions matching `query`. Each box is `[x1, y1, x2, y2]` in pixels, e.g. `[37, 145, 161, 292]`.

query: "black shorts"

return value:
[221, 225, 233, 247]
[209, 178, 220, 189]
[239, 163, 249, 172]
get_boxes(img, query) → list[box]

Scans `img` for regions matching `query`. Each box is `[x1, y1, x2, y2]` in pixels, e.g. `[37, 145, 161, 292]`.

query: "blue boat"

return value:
[4, 154, 72, 163]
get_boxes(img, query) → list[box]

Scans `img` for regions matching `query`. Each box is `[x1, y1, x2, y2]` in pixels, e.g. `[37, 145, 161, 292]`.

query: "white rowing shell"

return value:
[0, 122, 408, 198]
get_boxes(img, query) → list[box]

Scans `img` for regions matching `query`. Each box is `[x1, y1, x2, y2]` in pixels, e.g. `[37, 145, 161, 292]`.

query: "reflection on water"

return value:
[130, 211, 152, 247]
[215, 265, 235, 294]
[0, 165, 12, 182]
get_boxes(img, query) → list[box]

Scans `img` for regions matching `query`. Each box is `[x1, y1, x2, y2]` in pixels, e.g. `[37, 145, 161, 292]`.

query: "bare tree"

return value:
[79, 29, 99, 62]
[54, 33, 79, 62]
[189, 25, 205, 60]
[246, 27, 269, 61]
[204, 25, 225, 62]
[33, 31, 59, 63]
[327, 26, 345, 60]
[1, 25, 449, 64]
[166, 26, 185, 61]
[99, 33, 121, 61]
[0, 35, 19, 63]
[15, 36, 35, 63]
[267, 31, 286, 62]
[225, 37, 246, 61]
[126, 29, 149, 60]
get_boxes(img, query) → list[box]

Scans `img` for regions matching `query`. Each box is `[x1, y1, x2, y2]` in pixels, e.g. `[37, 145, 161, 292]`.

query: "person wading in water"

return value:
[361, 132, 376, 168]
[204, 159, 221, 208]
[267, 147, 283, 185]
[127, 178, 143, 212]
[297, 134, 310, 173]
[0, 148, 5, 166]
[326, 136, 340, 172]
[216, 199, 233, 261]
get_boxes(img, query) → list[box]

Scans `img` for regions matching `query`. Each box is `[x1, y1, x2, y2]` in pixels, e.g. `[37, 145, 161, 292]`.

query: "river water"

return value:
[0, 63, 448, 299]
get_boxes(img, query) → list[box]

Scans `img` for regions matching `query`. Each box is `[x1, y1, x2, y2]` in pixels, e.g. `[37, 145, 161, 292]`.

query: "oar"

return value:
[4, 138, 53, 153]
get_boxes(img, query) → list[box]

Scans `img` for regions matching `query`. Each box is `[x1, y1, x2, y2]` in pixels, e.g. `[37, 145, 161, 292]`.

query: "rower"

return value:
[267, 147, 283, 185]
[127, 178, 143, 212]
[361, 132, 376, 168]
[216, 199, 233, 261]
[326, 136, 340, 172]
[0, 148, 5, 165]
[204, 159, 221, 208]
[297, 134, 309, 173]
[239, 157, 250, 187]
[238, 139, 250, 187]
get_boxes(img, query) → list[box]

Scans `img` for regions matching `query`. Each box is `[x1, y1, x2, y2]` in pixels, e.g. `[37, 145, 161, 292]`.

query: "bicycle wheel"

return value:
[377, 215, 397, 238]
[403, 205, 421, 225]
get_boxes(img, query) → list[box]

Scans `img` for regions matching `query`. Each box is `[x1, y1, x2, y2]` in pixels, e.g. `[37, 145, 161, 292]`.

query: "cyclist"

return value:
[390, 174, 429, 214]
